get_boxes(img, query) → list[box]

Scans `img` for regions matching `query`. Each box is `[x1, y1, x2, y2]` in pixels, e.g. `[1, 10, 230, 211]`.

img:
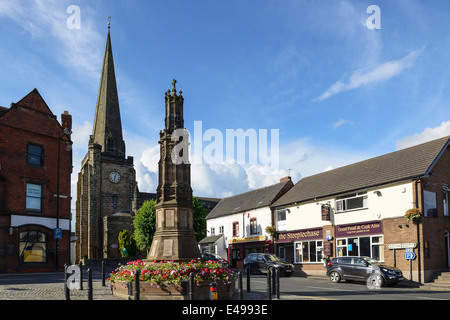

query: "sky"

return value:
[1, 0, 450, 213]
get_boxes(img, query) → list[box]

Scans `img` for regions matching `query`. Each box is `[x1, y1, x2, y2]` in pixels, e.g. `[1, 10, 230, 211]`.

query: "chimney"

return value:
[280, 176, 291, 183]
[61, 111, 72, 132]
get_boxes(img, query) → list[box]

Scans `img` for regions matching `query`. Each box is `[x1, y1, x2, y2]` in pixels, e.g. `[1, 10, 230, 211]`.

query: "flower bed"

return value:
[109, 259, 236, 300]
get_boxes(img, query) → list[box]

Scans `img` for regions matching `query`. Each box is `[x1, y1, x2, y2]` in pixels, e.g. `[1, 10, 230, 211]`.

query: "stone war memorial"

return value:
[110, 80, 236, 300]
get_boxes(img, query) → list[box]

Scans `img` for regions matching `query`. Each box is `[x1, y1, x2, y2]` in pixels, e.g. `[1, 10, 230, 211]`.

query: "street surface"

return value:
[0, 268, 449, 300]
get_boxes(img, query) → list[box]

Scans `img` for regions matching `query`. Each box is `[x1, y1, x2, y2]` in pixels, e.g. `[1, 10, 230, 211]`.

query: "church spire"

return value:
[91, 24, 125, 156]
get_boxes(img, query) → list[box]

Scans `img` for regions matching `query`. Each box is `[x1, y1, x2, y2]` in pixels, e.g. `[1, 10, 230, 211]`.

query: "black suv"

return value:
[326, 256, 403, 287]
[244, 253, 294, 277]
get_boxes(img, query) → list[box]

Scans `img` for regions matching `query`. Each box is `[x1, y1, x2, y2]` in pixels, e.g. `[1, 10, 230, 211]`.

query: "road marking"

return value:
[416, 296, 448, 300]
[307, 285, 355, 292]
[0, 278, 34, 282]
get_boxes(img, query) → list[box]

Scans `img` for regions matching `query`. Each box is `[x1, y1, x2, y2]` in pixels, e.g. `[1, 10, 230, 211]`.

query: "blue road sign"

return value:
[54, 228, 62, 239]
[405, 252, 416, 260]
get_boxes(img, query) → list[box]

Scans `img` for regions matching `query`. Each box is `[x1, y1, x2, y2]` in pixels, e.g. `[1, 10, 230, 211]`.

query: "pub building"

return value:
[203, 177, 293, 269]
[272, 136, 450, 283]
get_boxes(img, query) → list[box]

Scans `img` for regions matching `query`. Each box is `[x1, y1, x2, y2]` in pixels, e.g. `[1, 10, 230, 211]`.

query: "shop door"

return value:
[359, 237, 371, 257]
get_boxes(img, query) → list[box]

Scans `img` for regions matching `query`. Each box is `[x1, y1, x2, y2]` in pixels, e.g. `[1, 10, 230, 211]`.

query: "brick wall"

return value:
[0, 89, 72, 272]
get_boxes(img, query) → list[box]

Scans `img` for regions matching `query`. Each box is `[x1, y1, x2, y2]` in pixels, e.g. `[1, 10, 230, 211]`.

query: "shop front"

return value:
[228, 236, 272, 269]
[335, 221, 384, 261]
[276, 228, 324, 274]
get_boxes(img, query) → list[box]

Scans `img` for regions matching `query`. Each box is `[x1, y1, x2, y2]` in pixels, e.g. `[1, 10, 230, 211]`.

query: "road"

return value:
[0, 269, 449, 300]
[243, 273, 450, 300]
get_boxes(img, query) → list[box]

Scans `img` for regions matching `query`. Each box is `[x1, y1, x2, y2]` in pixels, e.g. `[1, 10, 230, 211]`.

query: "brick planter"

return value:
[111, 279, 235, 300]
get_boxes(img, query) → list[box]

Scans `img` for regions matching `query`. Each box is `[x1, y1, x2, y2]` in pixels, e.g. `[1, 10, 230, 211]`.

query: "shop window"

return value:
[27, 144, 43, 166]
[19, 231, 47, 263]
[294, 240, 323, 263]
[26, 183, 42, 212]
[336, 235, 384, 261]
[336, 192, 368, 212]
[232, 222, 239, 237]
[423, 190, 437, 217]
[250, 218, 258, 235]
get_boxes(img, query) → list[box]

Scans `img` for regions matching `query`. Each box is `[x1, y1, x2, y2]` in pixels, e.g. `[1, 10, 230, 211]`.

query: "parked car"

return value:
[326, 256, 403, 287]
[201, 253, 230, 268]
[244, 253, 294, 277]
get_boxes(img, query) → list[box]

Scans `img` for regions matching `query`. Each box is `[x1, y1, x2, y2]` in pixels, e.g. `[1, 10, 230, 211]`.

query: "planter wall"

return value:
[111, 279, 236, 300]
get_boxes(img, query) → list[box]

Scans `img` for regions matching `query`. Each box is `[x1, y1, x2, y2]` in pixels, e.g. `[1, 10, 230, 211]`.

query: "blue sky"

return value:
[1, 0, 450, 204]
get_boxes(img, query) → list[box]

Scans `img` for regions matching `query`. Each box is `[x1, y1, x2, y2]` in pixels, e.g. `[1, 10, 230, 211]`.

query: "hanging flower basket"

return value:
[404, 208, 422, 223]
[265, 226, 276, 238]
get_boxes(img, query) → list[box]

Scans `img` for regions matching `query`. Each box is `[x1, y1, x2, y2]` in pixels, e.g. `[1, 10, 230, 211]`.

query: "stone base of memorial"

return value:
[111, 279, 235, 300]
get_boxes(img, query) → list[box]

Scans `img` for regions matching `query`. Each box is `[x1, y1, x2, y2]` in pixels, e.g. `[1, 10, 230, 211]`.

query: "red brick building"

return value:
[0, 89, 72, 272]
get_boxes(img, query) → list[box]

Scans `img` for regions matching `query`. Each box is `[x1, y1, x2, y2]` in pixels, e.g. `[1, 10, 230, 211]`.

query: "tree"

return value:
[193, 197, 207, 241]
[132, 198, 208, 253]
[133, 199, 156, 255]
[118, 229, 137, 258]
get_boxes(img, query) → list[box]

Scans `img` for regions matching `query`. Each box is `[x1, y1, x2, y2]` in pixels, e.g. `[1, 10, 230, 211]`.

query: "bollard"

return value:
[64, 264, 70, 300]
[134, 269, 140, 301]
[275, 268, 280, 299]
[246, 268, 251, 292]
[189, 272, 195, 300]
[87, 268, 93, 300]
[266, 268, 272, 300]
[102, 260, 106, 287]
[79, 261, 83, 290]
[238, 271, 243, 300]
[209, 282, 218, 300]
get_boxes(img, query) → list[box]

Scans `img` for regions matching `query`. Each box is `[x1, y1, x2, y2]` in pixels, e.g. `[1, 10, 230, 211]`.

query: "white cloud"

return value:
[333, 118, 353, 129]
[316, 48, 424, 101]
[396, 121, 450, 150]
[0, 0, 102, 79]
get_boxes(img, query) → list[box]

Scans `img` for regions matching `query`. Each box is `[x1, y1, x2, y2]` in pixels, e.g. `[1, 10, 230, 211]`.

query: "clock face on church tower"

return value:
[109, 171, 121, 183]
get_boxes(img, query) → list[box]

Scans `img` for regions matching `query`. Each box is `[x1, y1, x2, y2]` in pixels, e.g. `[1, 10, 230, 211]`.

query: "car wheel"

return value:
[369, 274, 384, 288]
[329, 271, 341, 283]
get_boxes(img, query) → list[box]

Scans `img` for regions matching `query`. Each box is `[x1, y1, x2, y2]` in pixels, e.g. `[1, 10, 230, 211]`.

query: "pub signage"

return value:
[321, 205, 331, 221]
[336, 221, 382, 237]
[277, 228, 322, 243]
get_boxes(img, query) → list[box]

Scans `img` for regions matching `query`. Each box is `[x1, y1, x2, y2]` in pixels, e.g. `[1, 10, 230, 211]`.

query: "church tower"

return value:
[147, 80, 201, 262]
[75, 26, 137, 261]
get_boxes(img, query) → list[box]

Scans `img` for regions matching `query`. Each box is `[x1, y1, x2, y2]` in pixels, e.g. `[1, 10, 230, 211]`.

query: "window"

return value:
[232, 222, 239, 237]
[276, 209, 287, 231]
[294, 240, 323, 263]
[423, 190, 437, 217]
[26, 183, 42, 212]
[219, 226, 224, 234]
[210, 227, 215, 235]
[19, 231, 46, 263]
[336, 235, 384, 261]
[107, 138, 114, 153]
[112, 195, 117, 209]
[443, 185, 449, 217]
[250, 218, 258, 235]
[336, 192, 368, 212]
[27, 144, 43, 166]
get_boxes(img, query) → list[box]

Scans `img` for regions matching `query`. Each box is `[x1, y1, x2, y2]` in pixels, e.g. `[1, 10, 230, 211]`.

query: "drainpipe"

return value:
[415, 178, 422, 284]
